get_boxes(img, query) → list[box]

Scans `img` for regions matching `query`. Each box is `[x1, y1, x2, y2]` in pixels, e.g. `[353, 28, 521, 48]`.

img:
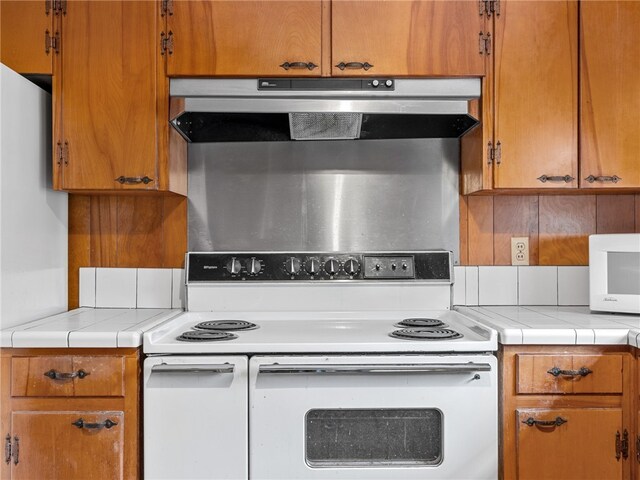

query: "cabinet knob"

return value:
[279, 61, 318, 71]
[335, 61, 374, 71]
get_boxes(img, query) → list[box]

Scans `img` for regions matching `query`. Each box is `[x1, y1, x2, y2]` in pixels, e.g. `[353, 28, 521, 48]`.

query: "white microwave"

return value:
[590, 234, 640, 314]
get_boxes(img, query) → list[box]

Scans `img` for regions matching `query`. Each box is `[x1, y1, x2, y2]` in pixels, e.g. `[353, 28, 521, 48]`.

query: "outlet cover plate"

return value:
[511, 237, 530, 266]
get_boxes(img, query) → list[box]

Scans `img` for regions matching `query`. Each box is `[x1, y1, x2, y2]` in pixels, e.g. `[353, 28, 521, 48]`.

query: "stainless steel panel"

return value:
[188, 139, 460, 262]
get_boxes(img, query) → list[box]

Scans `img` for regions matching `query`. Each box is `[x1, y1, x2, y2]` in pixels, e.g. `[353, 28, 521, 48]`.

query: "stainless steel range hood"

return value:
[170, 78, 480, 142]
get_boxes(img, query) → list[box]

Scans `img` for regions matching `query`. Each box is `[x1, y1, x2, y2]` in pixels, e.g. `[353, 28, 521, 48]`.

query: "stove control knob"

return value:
[344, 258, 360, 276]
[324, 258, 340, 276]
[372, 79, 380, 88]
[385, 79, 393, 88]
[305, 257, 321, 275]
[284, 257, 301, 275]
[245, 258, 262, 275]
[225, 257, 242, 275]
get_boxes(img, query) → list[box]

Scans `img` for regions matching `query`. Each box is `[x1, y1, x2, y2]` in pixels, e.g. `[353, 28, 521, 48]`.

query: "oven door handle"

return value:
[151, 363, 235, 374]
[258, 363, 492, 375]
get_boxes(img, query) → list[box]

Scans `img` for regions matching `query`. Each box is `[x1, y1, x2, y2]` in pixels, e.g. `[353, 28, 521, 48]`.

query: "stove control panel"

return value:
[187, 252, 451, 283]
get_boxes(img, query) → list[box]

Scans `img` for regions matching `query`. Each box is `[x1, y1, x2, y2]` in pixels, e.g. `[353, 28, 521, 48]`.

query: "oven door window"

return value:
[607, 252, 640, 295]
[305, 409, 443, 467]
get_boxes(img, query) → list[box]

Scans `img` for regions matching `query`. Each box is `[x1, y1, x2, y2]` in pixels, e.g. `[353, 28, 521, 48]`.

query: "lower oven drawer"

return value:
[143, 356, 248, 480]
[249, 354, 498, 480]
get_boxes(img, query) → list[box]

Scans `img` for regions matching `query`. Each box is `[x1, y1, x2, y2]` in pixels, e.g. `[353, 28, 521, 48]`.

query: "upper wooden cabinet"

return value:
[0, 0, 57, 75]
[331, 0, 487, 77]
[165, 1, 323, 76]
[54, 0, 185, 193]
[493, 0, 578, 189]
[580, 1, 640, 189]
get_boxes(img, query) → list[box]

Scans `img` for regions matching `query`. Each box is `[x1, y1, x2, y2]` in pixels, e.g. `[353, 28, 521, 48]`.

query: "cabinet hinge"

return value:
[636, 434, 640, 463]
[488, 141, 501, 165]
[160, 31, 174, 56]
[57, 140, 69, 166]
[45, 30, 60, 55]
[616, 430, 629, 460]
[45, 0, 53, 16]
[491, 0, 501, 17]
[480, 0, 500, 17]
[161, 0, 173, 17]
[479, 32, 492, 55]
[4, 435, 18, 465]
[53, 0, 66, 15]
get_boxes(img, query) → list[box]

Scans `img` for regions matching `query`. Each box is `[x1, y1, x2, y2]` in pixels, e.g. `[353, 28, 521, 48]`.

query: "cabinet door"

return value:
[167, 1, 322, 76]
[331, 0, 486, 77]
[580, 1, 640, 189]
[493, 0, 578, 189]
[0, 1, 54, 74]
[11, 411, 124, 480]
[58, 1, 159, 190]
[516, 409, 622, 480]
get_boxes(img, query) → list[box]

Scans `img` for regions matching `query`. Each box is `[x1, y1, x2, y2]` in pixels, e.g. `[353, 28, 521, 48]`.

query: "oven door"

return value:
[249, 354, 497, 480]
[144, 355, 248, 480]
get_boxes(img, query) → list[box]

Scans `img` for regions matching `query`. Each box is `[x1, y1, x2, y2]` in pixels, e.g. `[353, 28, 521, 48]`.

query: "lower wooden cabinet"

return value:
[0, 348, 140, 480]
[501, 346, 634, 480]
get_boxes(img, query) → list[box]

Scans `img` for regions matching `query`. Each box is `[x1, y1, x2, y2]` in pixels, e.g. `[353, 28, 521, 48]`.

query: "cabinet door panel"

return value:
[167, 1, 322, 76]
[494, 0, 578, 189]
[580, 1, 640, 188]
[11, 411, 124, 480]
[516, 408, 621, 480]
[0, 1, 54, 74]
[332, 0, 486, 77]
[60, 1, 158, 190]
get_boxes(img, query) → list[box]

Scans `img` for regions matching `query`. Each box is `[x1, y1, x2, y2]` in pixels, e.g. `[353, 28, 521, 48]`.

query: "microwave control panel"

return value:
[187, 251, 451, 283]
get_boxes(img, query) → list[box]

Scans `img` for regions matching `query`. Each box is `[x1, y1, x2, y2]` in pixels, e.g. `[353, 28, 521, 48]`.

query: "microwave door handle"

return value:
[151, 363, 235, 374]
[258, 363, 492, 375]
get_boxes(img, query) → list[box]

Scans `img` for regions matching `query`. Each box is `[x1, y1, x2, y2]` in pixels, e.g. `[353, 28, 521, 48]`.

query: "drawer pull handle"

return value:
[537, 175, 574, 183]
[522, 416, 567, 428]
[44, 369, 90, 380]
[585, 174, 621, 184]
[279, 61, 318, 71]
[71, 418, 118, 430]
[335, 61, 374, 71]
[115, 175, 153, 185]
[547, 366, 592, 377]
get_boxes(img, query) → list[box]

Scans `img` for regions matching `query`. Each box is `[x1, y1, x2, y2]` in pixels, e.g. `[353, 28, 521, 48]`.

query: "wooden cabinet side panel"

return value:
[580, 1, 640, 188]
[494, 0, 578, 189]
[60, 1, 158, 190]
[168, 1, 322, 76]
[0, 1, 53, 74]
[332, 0, 486, 76]
[11, 411, 124, 480]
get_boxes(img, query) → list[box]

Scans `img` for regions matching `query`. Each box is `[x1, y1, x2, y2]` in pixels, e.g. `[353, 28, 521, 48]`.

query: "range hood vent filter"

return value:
[289, 112, 362, 140]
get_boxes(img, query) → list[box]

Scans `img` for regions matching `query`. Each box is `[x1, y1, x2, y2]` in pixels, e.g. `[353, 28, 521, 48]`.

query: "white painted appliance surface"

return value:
[590, 234, 640, 314]
[143, 355, 248, 480]
[0, 64, 68, 328]
[249, 354, 497, 479]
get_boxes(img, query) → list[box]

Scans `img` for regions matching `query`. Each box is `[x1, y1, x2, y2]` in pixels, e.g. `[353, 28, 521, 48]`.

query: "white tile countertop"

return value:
[457, 306, 640, 346]
[0, 308, 182, 348]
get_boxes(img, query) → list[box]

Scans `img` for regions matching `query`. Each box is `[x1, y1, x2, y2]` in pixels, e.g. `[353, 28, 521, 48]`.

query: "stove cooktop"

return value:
[144, 310, 497, 354]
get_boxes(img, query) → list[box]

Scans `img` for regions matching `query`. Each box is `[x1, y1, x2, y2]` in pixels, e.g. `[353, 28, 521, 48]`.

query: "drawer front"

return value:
[516, 354, 622, 394]
[11, 356, 124, 397]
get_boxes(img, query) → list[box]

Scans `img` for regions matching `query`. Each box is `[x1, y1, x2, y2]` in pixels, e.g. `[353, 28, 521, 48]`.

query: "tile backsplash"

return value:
[453, 266, 589, 306]
[80, 268, 185, 309]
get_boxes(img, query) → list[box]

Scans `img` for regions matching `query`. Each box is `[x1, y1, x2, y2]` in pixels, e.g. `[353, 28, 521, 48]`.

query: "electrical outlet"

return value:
[511, 237, 530, 266]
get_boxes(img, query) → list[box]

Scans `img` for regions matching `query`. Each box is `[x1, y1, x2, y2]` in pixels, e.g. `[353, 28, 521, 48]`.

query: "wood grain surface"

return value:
[167, 1, 322, 76]
[493, 0, 578, 189]
[332, 0, 486, 76]
[463, 194, 639, 265]
[580, 1, 640, 189]
[0, 0, 53, 74]
[68, 194, 187, 309]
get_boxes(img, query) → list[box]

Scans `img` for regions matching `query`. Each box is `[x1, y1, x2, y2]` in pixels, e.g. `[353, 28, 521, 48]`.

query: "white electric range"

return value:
[143, 251, 498, 480]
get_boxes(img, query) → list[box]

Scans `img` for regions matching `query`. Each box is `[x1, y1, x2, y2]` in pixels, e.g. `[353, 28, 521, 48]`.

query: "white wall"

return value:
[0, 64, 68, 329]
